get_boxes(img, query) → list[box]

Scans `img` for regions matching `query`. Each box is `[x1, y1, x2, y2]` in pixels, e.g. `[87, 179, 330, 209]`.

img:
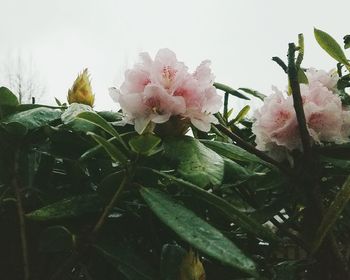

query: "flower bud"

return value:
[179, 248, 206, 280]
[67, 68, 95, 107]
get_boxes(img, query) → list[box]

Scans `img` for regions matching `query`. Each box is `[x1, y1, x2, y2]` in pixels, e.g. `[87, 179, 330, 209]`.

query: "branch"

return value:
[214, 124, 292, 176]
[287, 43, 312, 159]
[272, 56, 288, 73]
[91, 174, 128, 237]
[287, 43, 350, 279]
[12, 149, 30, 280]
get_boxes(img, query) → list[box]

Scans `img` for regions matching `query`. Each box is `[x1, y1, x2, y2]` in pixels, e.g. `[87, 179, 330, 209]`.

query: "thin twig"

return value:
[91, 174, 128, 237]
[272, 56, 288, 73]
[12, 148, 30, 280]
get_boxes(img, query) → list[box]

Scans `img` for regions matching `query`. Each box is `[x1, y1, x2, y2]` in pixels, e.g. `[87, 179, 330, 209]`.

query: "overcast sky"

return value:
[1, 0, 350, 111]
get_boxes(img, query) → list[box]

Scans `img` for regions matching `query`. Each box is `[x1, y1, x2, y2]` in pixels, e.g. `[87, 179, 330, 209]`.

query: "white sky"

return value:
[1, 0, 350, 111]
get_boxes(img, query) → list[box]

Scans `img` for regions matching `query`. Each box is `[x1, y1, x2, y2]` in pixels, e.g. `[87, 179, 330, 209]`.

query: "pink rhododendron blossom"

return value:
[305, 68, 338, 91]
[110, 48, 222, 134]
[253, 68, 350, 160]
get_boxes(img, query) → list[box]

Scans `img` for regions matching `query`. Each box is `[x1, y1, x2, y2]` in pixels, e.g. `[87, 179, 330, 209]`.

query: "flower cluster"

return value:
[109, 49, 222, 134]
[252, 68, 350, 160]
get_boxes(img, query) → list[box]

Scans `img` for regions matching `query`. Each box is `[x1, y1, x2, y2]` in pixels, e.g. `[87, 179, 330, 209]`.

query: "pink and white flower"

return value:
[110, 49, 222, 134]
[253, 68, 350, 160]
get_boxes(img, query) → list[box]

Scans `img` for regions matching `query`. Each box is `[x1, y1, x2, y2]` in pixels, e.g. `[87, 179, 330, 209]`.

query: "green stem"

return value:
[223, 92, 229, 122]
[272, 56, 288, 73]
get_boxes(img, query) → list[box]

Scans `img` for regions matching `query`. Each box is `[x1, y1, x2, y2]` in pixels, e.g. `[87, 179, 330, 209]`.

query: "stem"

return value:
[223, 92, 229, 122]
[91, 174, 128, 237]
[287, 43, 312, 158]
[12, 149, 30, 280]
[215, 124, 292, 176]
[287, 43, 350, 279]
[272, 56, 288, 73]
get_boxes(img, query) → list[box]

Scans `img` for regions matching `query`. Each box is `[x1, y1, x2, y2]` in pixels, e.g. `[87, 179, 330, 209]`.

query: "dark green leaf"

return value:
[39, 226, 74, 253]
[223, 157, 253, 181]
[1, 122, 28, 137]
[94, 242, 156, 280]
[129, 133, 162, 156]
[3, 107, 61, 130]
[343, 35, 350, 49]
[145, 168, 278, 243]
[0, 87, 18, 107]
[312, 176, 350, 253]
[97, 111, 123, 122]
[201, 140, 268, 165]
[26, 194, 102, 221]
[140, 187, 258, 276]
[88, 132, 128, 165]
[163, 136, 224, 188]
[77, 111, 127, 149]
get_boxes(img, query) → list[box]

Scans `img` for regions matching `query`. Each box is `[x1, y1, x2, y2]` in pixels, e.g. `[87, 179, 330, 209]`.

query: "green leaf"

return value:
[140, 187, 258, 277]
[61, 103, 94, 124]
[129, 133, 162, 156]
[3, 107, 61, 130]
[163, 136, 224, 188]
[0, 87, 19, 107]
[312, 175, 350, 253]
[238, 88, 266, 101]
[15, 103, 65, 112]
[1, 122, 28, 137]
[298, 68, 309, 84]
[214, 82, 250, 100]
[39, 226, 74, 253]
[231, 105, 250, 124]
[94, 242, 156, 280]
[145, 168, 278, 243]
[26, 194, 102, 221]
[88, 132, 128, 165]
[77, 111, 127, 149]
[223, 157, 253, 181]
[97, 111, 123, 122]
[201, 140, 268, 165]
[314, 28, 350, 67]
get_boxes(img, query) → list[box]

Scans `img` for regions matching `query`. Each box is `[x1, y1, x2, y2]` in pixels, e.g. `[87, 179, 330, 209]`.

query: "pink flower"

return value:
[110, 48, 222, 134]
[302, 83, 345, 144]
[120, 52, 153, 94]
[305, 68, 338, 91]
[150, 49, 188, 93]
[253, 68, 350, 160]
[252, 88, 300, 153]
